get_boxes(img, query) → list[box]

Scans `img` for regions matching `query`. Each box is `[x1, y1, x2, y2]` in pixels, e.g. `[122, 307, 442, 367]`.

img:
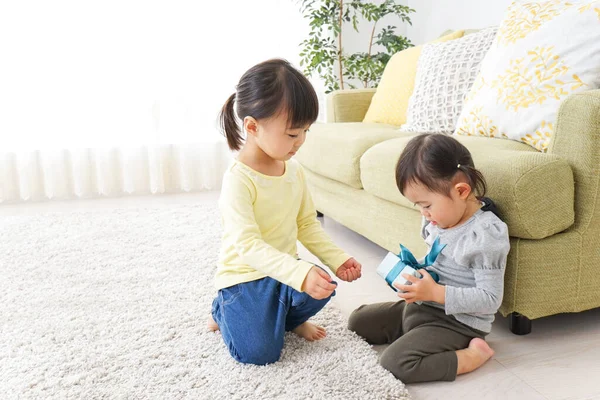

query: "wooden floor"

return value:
[3, 192, 600, 400]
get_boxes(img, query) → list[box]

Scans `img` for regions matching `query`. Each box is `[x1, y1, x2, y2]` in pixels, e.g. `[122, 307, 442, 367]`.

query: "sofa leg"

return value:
[316, 211, 324, 218]
[509, 312, 532, 335]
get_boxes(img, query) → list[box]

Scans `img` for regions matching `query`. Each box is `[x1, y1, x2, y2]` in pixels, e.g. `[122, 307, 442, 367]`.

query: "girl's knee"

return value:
[236, 352, 281, 366]
[347, 305, 368, 335]
[231, 344, 282, 365]
[294, 288, 331, 310]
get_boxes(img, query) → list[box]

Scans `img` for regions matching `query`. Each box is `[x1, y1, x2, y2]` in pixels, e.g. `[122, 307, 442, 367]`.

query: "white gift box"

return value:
[376, 252, 422, 293]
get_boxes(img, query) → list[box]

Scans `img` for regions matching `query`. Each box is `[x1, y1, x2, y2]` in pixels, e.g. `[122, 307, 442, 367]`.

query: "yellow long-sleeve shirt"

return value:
[215, 159, 351, 292]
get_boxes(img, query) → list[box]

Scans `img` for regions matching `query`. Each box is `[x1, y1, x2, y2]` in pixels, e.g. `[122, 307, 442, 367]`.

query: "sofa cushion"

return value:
[295, 122, 407, 189]
[454, 1, 600, 151]
[360, 135, 574, 239]
[401, 27, 498, 134]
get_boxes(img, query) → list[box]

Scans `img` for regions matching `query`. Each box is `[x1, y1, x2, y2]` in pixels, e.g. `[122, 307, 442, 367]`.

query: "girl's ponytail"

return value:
[219, 93, 243, 151]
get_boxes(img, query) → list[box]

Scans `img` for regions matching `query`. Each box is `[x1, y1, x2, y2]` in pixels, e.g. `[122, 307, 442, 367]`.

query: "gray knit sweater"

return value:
[421, 208, 510, 333]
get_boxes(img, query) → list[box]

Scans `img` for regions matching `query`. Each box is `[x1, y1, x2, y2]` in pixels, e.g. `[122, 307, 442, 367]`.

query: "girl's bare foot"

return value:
[292, 322, 326, 341]
[456, 338, 495, 375]
[208, 315, 219, 332]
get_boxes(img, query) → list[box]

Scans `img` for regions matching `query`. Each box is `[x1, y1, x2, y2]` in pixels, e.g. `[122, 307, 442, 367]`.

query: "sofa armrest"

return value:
[326, 89, 377, 123]
[549, 89, 600, 234]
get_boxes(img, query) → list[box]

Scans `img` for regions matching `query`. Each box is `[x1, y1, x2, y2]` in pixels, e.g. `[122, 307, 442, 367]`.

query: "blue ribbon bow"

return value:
[385, 237, 446, 289]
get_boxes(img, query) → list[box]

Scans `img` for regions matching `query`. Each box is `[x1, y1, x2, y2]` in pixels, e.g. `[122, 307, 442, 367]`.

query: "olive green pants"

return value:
[348, 301, 486, 384]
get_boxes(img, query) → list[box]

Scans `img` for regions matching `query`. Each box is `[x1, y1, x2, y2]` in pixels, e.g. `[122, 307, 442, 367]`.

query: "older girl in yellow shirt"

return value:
[209, 59, 362, 365]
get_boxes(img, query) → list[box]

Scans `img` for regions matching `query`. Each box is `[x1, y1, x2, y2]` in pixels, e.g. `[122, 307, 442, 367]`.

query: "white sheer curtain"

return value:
[0, 0, 313, 203]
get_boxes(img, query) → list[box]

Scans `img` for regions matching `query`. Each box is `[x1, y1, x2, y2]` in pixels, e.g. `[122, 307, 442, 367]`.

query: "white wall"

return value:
[404, 0, 513, 44]
[0, 0, 310, 149]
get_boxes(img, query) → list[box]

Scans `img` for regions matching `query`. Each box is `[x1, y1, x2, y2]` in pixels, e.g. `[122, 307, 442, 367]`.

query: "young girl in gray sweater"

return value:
[348, 133, 510, 384]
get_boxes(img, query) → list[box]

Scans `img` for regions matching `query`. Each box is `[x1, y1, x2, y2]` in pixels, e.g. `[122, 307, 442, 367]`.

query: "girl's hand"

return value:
[302, 266, 337, 300]
[395, 269, 445, 304]
[335, 257, 362, 282]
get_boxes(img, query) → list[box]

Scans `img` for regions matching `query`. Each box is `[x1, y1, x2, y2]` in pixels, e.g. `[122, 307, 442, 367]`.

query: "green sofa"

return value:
[295, 87, 600, 335]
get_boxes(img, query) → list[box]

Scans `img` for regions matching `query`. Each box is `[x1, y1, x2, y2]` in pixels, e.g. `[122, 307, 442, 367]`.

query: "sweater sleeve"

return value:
[219, 170, 314, 291]
[444, 216, 510, 315]
[295, 164, 351, 274]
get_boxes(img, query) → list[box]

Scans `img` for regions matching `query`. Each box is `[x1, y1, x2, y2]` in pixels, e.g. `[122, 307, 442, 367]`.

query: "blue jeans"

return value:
[211, 276, 335, 365]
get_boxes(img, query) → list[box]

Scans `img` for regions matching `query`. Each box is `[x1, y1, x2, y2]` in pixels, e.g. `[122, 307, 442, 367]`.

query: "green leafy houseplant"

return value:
[298, 0, 415, 93]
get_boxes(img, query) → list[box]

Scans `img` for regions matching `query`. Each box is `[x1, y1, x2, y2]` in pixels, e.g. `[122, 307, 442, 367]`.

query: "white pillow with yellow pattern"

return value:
[454, 0, 600, 151]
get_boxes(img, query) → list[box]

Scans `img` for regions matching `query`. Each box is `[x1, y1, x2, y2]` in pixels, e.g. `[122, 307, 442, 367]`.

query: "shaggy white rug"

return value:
[0, 203, 410, 399]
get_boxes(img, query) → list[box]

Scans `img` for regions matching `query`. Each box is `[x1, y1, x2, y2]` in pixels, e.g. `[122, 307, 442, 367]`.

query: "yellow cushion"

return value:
[363, 30, 465, 126]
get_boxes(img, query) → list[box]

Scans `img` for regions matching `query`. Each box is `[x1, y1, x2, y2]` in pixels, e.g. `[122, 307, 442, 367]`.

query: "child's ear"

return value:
[455, 182, 472, 200]
[243, 116, 259, 137]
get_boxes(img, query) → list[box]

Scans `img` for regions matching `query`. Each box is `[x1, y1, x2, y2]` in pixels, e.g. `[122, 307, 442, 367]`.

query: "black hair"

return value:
[218, 58, 319, 151]
[396, 134, 487, 199]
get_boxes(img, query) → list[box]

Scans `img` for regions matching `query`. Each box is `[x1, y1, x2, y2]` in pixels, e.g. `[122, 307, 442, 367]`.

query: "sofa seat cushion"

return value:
[295, 122, 408, 189]
[360, 135, 574, 239]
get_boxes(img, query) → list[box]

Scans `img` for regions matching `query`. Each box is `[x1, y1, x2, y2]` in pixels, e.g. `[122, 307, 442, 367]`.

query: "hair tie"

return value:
[457, 163, 461, 169]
